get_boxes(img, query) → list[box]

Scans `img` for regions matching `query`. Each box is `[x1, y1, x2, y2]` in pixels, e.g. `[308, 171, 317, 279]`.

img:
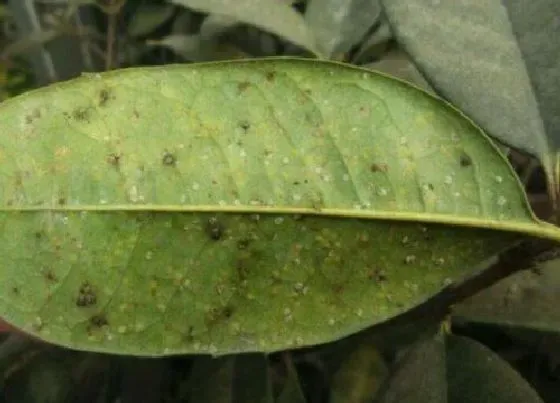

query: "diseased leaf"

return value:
[447, 335, 545, 403]
[0, 58, 559, 357]
[169, 0, 321, 56]
[381, 0, 560, 194]
[304, 0, 381, 58]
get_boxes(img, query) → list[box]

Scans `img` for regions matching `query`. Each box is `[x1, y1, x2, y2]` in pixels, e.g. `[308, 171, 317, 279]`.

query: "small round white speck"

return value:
[274, 217, 284, 224]
[240, 150, 247, 158]
[377, 187, 388, 196]
[218, 200, 226, 206]
[234, 199, 241, 205]
[145, 251, 153, 260]
[192, 182, 200, 191]
[444, 175, 453, 185]
[328, 318, 336, 326]
[314, 166, 322, 174]
[400, 137, 407, 145]
[208, 344, 218, 354]
[495, 176, 503, 183]
[497, 196, 507, 206]
[282, 157, 290, 164]
[292, 194, 302, 202]
[355, 308, 363, 317]
[342, 174, 350, 181]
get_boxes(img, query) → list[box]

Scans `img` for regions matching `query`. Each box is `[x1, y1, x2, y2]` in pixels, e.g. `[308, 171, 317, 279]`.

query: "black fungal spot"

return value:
[206, 217, 224, 241]
[370, 163, 388, 173]
[34, 231, 43, 240]
[89, 313, 108, 328]
[76, 281, 97, 307]
[106, 152, 121, 167]
[459, 153, 472, 167]
[98, 89, 111, 106]
[162, 151, 177, 166]
[25, 109, 41, 124]
[427, 183, 434, 191]
[11, 286, 19, 295]
[369, 269, 387, 282]
[44, 269, 57, 282]
[72, 107, 90, 122]
[237, 81, 250, 93]
[265, 71, 276, 82]
[57, 197, 66, 206]
[238, 120, 251, 132]
[237, 239, 250, 250]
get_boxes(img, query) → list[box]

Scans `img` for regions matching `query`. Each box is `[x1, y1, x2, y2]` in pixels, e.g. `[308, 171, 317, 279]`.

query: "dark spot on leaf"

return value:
[239, 120, 250, 132]
[44, 269, 57, 282]
[459, 153, 472, 167]
[34, 231, 43, 239]
[237, 81, 250, 93]
[76, 281, 97, 307]
[369, 269, 387, 282]
[427, 183, 434, 191]
[89, 313, 108, 328]
[12, 286, 19, 295]
[72, 107, 90, 122]
[162, 151, 176, 166]
[58, 197, 66, 206]
[370, 163, 388, 173]
[265, 71, 276, 82]
[237, 239, 250, 250]
[98, 89, 111, 106]
[25, 109, 41, 124]
[106, 152, 121, 167]
[206, 217, 224, 241]
[133, 109, 140, 118]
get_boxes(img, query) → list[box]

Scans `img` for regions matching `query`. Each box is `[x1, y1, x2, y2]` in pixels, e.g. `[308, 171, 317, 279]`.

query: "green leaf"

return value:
[0, 58, 559, 357]
[381, 0, 560, 193]
[277, 354, 307, 403]
[186, 354, 272, 402]
[186, 356, 235, 402]
[304, 0, 381, 58]
[453, 258, 560, 333]
[374, 329, 446, 403]
[168, 0, 321, 56]
[329, 339, 388, 403]
[127, 4, 176, 38]
[447, 335, 545, 403]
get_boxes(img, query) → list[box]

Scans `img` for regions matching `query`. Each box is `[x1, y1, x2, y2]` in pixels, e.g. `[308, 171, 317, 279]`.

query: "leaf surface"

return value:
[381, 0, 560, 189]
[0, 58, 558, 356]
[169, 0, 320, 56]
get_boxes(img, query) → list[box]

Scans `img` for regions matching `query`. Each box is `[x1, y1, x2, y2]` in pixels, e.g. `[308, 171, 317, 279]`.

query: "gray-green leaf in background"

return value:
[168, 0, 321, 56]
[1, 58, 560, 357]
[304, 0, 381, 58]
[381, 0, 560, 194]
[447, 335, 545, 403]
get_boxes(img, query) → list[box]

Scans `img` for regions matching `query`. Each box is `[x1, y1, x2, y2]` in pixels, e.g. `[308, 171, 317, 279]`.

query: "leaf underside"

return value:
[0, 58, 550, 356]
